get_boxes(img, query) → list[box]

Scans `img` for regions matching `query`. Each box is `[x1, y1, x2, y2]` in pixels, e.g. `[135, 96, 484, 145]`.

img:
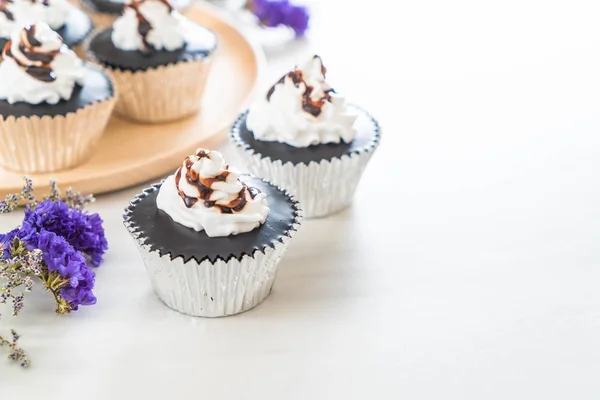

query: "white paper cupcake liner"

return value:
[123, 183, 302, 317]
[230, 107, 381, 218]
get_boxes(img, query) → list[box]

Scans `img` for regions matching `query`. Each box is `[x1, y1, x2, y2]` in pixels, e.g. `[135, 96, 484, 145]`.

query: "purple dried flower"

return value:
[1, 177, 95, 215]
[0, 228, 38, 316]
[249, 0, 309, 37]
[65, 188, 95, 210]
[60, 264, 96, 308]
[21, 177, 35, 203]
[0, 329, 30, 368]
[45, 180, 60, 202]
[22, 227, 97, 310]
[283, 4, 309, 36]
[0, 194, 18, 214]
[0, 228, 18, 259]
[252, 0, 286, 26]
[1, 225, 97, 313]
[23, 200, 108, 267]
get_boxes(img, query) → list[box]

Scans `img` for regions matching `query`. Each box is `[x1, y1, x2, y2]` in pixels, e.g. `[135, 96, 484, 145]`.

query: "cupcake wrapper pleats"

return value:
[230, 109, 382, 218]
[123, 182, 302, 317]
[130, 233, 296, 317]
[0, 93, 117, 173]
[235, 150, 378, 218]
[105, 57, 213, 124]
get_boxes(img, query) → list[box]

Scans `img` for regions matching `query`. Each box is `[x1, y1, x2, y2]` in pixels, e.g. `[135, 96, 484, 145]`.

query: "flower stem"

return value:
[0, 329, 30, 368]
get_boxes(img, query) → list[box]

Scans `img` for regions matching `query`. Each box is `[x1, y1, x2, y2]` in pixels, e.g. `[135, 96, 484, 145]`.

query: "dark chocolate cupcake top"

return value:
[231, 106, 381, 166]
[88, 0, 216, 72]
[81, 0, 190, 15]
[0, 22, 113, 116]
[124, 149, 301, 264]
[0, 63, 114, 118]
[81, 0, 127, 15]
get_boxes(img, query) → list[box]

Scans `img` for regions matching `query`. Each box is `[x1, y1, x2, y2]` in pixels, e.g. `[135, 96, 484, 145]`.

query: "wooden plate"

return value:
[0, 3, 264, 198]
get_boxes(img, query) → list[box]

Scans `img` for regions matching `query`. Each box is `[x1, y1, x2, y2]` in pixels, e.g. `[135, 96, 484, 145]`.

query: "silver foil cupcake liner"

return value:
[230, 107, 381, 218]
[123, 183, 302, 317]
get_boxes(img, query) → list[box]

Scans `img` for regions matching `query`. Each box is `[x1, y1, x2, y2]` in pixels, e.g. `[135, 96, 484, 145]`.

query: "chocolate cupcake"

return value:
[230, 55, 381, 218]
[124, 149, 302, 317]
[0, 23, 116, 173]
[79, 0, 190, 31]
[0, 0, 93, 58]
[88, 0, 216, 123]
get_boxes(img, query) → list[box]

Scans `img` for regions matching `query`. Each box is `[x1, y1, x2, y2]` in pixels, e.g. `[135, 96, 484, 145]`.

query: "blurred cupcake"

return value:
[124, 148, 302, 317]
[0, 1, 19, 49]
[79, 0, 190, 29]
[230, 55, 381, 218]
[88, 0, 216, 123]
[0, 0, 93, 58]
[0, 23, 116, 173]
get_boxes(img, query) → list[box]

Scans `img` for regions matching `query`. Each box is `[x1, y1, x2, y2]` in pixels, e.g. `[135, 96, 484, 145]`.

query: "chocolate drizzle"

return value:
[124, 177, 300, 264]
[266, 55, 334, 117]
[0, 0, 14, 21]
[174, 149, 260, 214]
[125, 0, 174, 53]
[3, 25, 64, 82]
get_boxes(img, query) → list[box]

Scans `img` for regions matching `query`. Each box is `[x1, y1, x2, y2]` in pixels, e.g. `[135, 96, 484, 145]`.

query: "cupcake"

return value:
[0, 22, 116, 173]
[0, 1, 19, 49]
[88, 0, 216, 123]
[79, 0, 191, 32]
[124, 148, 302, 317]
[230, 55, 381, 218]
[0, 0, 93, 58]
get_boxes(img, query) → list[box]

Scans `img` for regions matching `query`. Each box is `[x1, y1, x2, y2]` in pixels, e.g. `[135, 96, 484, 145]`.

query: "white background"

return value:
[2, 0, 600, 398]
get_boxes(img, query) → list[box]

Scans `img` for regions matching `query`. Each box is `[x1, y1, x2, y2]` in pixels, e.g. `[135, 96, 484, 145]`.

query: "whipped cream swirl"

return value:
[156, 149, 270, 238]
[112, 0, 186, 52]
[0, 23, 84, 104]
[11, 0, 71, 31]
[247, 55, 357, 148]
[0, 0, 17, 38]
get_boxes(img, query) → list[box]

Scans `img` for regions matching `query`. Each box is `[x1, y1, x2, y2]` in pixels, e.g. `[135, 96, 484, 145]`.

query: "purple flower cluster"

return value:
[1, 224, 97, 310]
[22, 200, 108, 267]
[0, 231, 12, 260]
[249, 0, 310, 37]
[34, 228, 96, 309]
[0, 197, 103, 312]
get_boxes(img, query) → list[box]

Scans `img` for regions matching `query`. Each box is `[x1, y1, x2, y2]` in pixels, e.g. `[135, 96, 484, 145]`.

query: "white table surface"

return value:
[2, 0, 600, 398]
